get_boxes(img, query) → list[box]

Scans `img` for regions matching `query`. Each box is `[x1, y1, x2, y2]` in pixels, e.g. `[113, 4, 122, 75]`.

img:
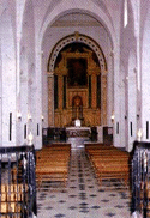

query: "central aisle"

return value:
[37, 146, 131, 218]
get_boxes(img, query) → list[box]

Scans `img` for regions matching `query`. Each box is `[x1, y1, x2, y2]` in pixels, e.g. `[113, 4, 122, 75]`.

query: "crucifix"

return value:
[74, 31, 79, 41]
[75, 96, 80, 120]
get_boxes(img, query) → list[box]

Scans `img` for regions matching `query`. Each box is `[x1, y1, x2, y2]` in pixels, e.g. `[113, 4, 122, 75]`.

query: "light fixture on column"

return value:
[137, 128, 143, 141]
[41, 115, 44, 122]
[17, 112, 22, 121]
[110, 111, 115, 123]
[28, 132, 33, 145]
[28, 114, 32, 121]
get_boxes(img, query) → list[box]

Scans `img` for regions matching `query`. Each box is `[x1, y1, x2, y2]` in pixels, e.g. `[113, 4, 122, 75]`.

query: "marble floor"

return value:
[36, 142, 132, 218]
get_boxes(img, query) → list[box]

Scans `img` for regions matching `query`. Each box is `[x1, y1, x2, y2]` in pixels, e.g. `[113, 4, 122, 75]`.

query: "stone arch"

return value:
[40, 5, 115, 49]
[47, 32, 106, 73]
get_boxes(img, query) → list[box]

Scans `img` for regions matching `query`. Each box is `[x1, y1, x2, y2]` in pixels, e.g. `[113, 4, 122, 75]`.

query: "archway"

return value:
[48, 32, 105, 72]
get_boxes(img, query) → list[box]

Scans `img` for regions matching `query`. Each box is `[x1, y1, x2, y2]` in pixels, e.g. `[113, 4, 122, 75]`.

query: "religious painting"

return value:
[67, 58, 88, 87]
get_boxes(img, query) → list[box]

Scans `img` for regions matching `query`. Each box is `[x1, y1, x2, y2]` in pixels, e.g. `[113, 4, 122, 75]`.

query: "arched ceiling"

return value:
[1, 0, 138, 54]
[38, 0, 117, 47]
[19, 0, 138, 73]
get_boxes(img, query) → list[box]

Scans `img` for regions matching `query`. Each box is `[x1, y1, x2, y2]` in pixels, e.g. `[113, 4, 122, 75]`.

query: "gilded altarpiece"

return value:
[49, 46, 107, 127]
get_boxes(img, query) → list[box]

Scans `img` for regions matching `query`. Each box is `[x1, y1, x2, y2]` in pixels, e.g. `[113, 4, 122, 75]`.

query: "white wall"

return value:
[141, 6, 150, 141]
[19, 0, 42, 149]
[127, 51, 137, 151]
[0, 8, 17, 146]
[113, 0, 138, 150]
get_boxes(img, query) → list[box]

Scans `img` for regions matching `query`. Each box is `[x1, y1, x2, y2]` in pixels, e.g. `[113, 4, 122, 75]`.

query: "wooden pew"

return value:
[91, 157, 129, 186]
[85, 144, 130, 187]
[96, 161, 129, 186]
[35, 144, 71, 187]
[85, 143, 114, 148]
[0, 183, 28, 214]
[43, 143, 71, 150]
[36, 166, 68, 186]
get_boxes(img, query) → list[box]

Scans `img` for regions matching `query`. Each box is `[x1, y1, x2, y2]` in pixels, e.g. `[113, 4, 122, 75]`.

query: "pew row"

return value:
[85, 144, 130, 187]
[35, 144, 71, 187]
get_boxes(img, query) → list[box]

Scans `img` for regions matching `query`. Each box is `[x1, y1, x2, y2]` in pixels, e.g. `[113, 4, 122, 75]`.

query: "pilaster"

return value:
[48, 72, 54, 126]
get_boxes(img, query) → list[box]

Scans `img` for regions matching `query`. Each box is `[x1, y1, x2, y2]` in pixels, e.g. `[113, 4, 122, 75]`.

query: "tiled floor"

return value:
[36, 142, 131, 218]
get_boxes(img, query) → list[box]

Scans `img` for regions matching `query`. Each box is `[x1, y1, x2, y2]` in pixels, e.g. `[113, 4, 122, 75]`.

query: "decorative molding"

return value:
[48, 32, 105, 73]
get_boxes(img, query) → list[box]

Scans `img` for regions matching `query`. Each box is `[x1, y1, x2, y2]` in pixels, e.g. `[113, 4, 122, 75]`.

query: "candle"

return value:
[28, 132, 33, 145]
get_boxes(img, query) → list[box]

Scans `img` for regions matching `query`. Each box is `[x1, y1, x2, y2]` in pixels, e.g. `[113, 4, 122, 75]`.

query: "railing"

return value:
[132, 140, 150, 218]
[0, 145, 37, 218]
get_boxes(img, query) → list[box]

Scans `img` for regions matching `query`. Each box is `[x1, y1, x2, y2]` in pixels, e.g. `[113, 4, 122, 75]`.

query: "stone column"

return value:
[113, 45, 122, 149]
[48, 72, 54, 126]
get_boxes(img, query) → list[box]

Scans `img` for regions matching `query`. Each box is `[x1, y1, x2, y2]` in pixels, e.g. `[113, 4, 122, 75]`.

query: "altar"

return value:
[66, 126, 91, 149]
[66, 127, 91, 138]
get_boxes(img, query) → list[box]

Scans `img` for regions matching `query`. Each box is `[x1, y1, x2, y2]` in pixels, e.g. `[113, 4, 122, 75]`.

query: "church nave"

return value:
[36, 142, 131, 218]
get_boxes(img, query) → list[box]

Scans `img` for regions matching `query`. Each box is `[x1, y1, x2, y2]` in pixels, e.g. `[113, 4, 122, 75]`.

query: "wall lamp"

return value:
[28, 114, 32, 121]
[137, 128, 143, 141]
[41, 115, 44, 122]
[110, 111, 115, 123]
[28, 132, 33, 145]
[17, 112, 22, 121]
